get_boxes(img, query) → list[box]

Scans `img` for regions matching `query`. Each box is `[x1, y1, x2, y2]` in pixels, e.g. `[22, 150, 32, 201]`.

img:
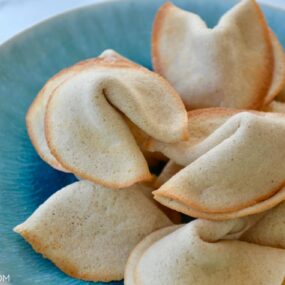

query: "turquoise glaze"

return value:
[0, 0, 284, 284]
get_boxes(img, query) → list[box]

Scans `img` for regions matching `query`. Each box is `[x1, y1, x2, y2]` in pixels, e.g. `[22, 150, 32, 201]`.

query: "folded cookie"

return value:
[44, 50, 188, 188]
[147, 108, 238, 166]
[26, 59, 99, 172]
[126, 216, 285, 285]
[14, 180, 172, 282]
[149, 110, 285, 219]
[155, 186, 285, 221]
[152, 0, 285, 109]
[124, 225, 181, 285]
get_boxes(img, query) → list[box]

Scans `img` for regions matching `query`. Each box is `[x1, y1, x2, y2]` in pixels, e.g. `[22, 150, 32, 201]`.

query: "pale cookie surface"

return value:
[154, 185, 285, 220]
[147, 108, 238, 166]
[14, 180, 172, 282]
[124, 225, 181, 285]
[152, 0, 279, 109]
[133, 218, 285, 285]
[45, 50, 188, 188]
[154, 111, 285, 214]
[242, 201, 285, 248]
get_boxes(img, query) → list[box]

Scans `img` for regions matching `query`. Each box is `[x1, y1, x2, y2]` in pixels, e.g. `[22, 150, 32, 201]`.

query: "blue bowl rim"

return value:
[1, 0, 285, 51]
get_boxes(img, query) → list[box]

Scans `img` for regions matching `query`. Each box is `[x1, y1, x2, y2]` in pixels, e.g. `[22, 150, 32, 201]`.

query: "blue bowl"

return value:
[0, 0, 285, 284]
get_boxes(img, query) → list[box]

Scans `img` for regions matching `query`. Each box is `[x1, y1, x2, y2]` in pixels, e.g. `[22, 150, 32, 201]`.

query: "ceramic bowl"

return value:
[1, 0, 285, 284]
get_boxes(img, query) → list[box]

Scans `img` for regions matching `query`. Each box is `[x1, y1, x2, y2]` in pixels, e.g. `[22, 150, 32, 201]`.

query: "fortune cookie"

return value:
[126, 216, 285, 285]
[152, 0, 285, 109]
[149, 109, 285, 219]
[124, 225, 181, 285]
[44, 50, 188, 188]
[147, 108, 238, 166]
[14, 180, 172, 282]
[26, 59, 99, 172]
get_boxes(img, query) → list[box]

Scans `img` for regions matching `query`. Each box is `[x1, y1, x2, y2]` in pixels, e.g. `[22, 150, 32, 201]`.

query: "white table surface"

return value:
[0, 0, 285, 45]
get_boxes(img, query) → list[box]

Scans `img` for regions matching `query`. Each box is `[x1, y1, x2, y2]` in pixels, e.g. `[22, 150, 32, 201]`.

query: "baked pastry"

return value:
[147, 108, 237, 166]
[26, 59, 99, 171]
[148, 109, 285, 219]
[152, 0, 285, 109]
[28, 49, 188, 188]
[14, 180, 172, 282]
[126, 214, 285, 285]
